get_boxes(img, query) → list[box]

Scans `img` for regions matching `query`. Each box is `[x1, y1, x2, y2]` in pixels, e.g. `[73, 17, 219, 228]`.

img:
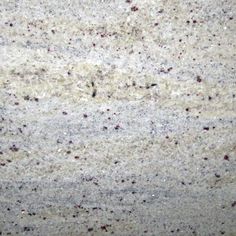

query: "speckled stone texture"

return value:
[0, 0, 236, 235]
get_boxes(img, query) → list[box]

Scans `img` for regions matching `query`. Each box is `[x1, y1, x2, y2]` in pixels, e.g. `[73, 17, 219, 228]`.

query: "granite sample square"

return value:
[0, 0, 236, 235]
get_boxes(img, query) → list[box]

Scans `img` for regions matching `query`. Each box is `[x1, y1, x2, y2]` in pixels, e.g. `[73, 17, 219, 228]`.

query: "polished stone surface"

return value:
[0, 0, 236, 235]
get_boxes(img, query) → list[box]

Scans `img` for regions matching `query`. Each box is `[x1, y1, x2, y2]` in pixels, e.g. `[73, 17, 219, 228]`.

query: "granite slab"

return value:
[0, 0, 236, 235]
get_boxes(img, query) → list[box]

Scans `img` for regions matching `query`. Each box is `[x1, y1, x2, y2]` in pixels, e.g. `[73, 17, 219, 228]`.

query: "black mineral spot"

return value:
[215, 173, 221, 178]
[9, 145, 19, 152]
[151, 83, 157, 87]
[92, 89, 97, 97]
[231, 201, 236, 207]
[23, 227, 32, 232]
[196, 76, 202, 82]
[23, 95, 30, 101]
[131, 6, 138, 11]
[101, 225, 111, 232]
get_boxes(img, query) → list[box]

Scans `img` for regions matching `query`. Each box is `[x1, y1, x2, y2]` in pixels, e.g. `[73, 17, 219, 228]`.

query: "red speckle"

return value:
[224, 155, 229, 161]
[115, 125, 120, 130]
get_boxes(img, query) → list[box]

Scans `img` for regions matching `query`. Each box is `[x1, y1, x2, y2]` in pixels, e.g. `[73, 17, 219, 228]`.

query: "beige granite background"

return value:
[0, 0, 236, 235]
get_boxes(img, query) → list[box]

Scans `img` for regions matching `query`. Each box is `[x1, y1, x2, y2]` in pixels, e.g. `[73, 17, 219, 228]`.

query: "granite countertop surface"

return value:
[0, 0, 236, 235]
